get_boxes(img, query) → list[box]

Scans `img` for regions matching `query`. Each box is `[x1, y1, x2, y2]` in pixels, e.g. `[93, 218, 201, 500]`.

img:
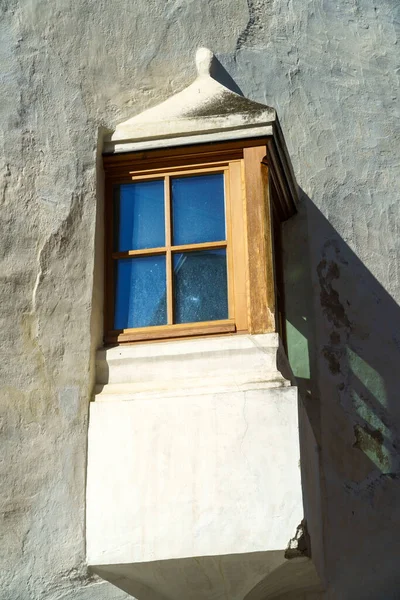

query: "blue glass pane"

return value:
[114, 180, 165, 251]
[114, 256, 167, 329]
[173, 249, 228, 324]
[171, 173, 225, 245]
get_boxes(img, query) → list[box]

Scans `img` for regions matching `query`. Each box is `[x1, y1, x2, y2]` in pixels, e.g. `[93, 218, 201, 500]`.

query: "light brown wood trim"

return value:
[229, 160, 248, 331]
[243, 146, 275, 333]
[165, 175, 173, 325]
[171, 240, 227, 253]
[224, 167, 234, 319]
[103, 139, 270, 172]
[112, 247, 166, 259]
[105, 319, 236, 344]
[128, 174, 165, 182]
[112, 240, 227, 260]
[129, 164, 229, 179]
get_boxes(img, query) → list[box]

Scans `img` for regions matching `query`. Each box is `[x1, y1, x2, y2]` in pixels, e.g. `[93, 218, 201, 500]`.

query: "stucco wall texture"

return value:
[0, 1, 399, 599]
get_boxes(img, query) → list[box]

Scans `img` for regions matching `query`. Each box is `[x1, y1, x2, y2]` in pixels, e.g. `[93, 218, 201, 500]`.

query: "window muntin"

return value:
[111, 170, 229, 332]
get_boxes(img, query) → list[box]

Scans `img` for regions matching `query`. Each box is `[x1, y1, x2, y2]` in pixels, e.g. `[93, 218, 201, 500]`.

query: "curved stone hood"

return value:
[104, 47, 277, 153]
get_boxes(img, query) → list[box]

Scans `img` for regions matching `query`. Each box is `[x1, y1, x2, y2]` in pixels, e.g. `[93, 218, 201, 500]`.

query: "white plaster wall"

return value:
[0, 1, 399, 600]
[87, 387, 301, 566]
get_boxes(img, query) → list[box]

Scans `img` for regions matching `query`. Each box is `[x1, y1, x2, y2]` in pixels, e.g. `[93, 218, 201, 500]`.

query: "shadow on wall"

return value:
[284, 190, 400, 599]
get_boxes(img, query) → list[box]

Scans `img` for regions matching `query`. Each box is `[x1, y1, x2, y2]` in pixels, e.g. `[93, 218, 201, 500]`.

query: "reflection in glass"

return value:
[114, 256, 166, 329]
[114, 180, 165, 251]
[172, 173, 225, 245]
[173, 249, 228, 323]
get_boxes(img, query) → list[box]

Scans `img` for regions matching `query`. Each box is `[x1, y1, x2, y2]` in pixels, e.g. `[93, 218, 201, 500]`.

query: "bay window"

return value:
[103, 139, 287, 344]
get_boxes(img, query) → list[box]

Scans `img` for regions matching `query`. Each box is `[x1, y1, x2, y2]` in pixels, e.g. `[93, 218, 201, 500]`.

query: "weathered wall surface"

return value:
[0, 1, 399, 599]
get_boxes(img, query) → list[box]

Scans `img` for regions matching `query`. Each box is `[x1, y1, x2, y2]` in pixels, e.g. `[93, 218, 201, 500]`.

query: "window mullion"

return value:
[165, 175, 174, 325]
[224, 167, 234, 320]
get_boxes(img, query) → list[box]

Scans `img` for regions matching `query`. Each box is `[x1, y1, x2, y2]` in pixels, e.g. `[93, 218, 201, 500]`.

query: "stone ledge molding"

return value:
[95, 333, 293, 402]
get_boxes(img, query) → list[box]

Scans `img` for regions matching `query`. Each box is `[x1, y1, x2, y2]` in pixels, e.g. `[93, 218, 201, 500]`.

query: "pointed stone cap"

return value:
[105, 48, 277, 153]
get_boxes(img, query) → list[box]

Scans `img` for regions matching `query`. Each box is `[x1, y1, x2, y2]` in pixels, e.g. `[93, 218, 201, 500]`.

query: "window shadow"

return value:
[283, 189, 400, 598]
[212, 54, 244, 96]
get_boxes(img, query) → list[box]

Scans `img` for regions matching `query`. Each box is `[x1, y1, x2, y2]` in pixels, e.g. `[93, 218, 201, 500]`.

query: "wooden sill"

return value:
[104, 319, 236, 344]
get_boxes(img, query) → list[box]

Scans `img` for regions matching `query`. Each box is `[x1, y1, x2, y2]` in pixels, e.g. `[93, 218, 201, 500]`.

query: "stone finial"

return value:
[195, 47, 216, 78]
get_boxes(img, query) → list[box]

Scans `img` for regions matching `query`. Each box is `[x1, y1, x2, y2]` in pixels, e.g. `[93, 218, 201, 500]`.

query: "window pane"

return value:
[173, 249, 228, 324]
[114, 256, 167, 329]
[171, 173, 225, 245]
[114, 180, 165, 251]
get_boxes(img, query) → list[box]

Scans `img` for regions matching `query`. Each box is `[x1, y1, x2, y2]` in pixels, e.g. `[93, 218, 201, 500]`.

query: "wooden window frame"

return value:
[103, 139, 282, 345]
